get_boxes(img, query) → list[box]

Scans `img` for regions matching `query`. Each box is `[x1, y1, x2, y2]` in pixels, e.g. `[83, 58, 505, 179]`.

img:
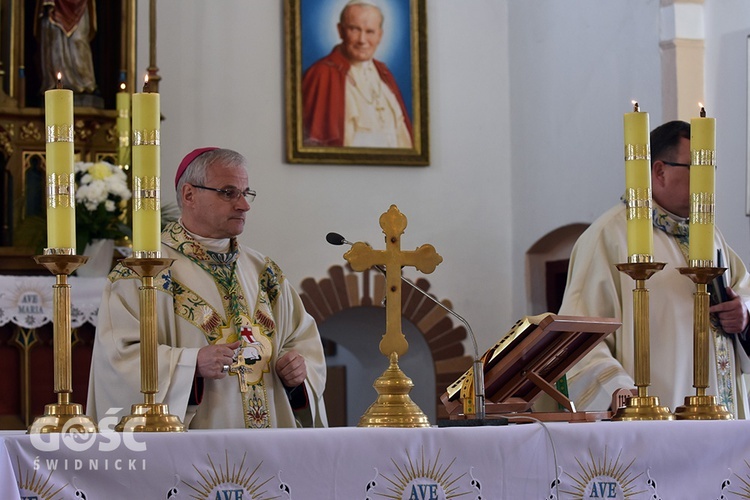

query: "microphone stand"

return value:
[326, 233, 492, 425]
[388, 269, 485, 421]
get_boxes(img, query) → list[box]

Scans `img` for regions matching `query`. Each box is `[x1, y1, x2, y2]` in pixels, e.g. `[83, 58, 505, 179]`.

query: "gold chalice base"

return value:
[611, 396, 674, 421]
[115, 403, 186, 432]
[28, 402, 99, 434]
[674, 395, 733, 420]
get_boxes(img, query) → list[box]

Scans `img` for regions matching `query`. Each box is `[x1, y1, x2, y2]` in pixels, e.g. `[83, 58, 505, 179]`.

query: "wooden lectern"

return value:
[441, 314, 621, 422]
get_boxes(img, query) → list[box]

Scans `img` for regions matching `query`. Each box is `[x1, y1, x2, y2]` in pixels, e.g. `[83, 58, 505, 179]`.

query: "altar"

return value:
[2, 420, 750, 499]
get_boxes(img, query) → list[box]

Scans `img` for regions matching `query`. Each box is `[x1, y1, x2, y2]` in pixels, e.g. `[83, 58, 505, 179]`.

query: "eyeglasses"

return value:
[661, 160, 717, 170]
[190, 184, 256, 203]
[661, 160, 692, 168]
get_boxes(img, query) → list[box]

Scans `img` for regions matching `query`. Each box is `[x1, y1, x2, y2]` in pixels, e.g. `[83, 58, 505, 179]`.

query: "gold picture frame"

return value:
[284, 0, 429, 166]
[746, 35, 750, 216]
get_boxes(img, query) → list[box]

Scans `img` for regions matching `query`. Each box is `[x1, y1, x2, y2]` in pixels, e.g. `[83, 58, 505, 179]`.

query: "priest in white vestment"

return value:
[560, 121, 750, 418]
[87, 148, 327, 428]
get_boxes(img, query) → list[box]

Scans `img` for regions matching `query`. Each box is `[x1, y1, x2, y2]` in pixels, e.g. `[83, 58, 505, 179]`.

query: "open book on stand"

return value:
[441, 313, 621, 422]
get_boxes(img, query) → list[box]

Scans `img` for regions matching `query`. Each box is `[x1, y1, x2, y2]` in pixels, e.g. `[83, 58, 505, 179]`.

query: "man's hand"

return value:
[710, 287, 750, 334]
[196, 341, 241, 379]
[276, 350, 307, 388]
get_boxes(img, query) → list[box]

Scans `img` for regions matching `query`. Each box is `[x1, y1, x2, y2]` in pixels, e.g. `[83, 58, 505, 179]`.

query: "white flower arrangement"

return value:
[74, 161, 132, 249]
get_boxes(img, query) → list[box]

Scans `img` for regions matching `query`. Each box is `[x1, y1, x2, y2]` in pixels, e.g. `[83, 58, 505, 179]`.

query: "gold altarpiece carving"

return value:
[0, 0, 138, 263]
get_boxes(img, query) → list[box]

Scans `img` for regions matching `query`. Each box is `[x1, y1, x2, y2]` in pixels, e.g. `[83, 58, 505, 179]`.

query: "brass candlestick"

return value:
[611, 261, 674, 421]
[115, 256, 185, 432]
[674, 266, 732, 420]
[28, 252, 98, 434]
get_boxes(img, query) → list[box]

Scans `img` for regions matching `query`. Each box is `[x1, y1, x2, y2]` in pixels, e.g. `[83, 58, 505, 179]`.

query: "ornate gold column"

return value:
[659, 0, 705, 121]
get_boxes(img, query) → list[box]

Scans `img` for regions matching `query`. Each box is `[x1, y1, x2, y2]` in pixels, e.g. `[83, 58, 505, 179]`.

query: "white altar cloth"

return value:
[0, 275, 106, 328]
[2, 420, 750, 499]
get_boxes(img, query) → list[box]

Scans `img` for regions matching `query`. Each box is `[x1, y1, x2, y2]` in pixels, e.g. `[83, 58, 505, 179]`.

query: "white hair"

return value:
[340, 0, 384, 26]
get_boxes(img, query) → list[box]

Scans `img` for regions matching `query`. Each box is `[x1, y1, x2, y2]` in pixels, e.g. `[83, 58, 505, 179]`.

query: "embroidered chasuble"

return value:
[87, 221, 327, 429]
[559, 202, 750, 418]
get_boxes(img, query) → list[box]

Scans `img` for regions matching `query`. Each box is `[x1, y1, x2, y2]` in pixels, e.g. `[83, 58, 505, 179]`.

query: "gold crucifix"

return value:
[229, 351, 249, 393]
[344, 205, 443, 357]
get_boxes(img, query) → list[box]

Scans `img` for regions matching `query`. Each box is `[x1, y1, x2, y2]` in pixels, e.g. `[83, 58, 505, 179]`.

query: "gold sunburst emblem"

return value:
[374, 448, 472, 499]
[183, 451, 276, 500]
[562, 447, 643, 499]
[16, 457, 65, 500]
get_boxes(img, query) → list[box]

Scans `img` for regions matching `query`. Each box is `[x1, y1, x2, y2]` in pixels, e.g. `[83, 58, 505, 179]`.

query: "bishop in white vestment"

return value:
[87, 148, 327, 428]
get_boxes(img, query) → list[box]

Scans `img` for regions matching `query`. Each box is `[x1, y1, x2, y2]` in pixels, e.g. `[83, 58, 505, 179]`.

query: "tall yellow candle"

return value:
[131, 77, 161, 255]
[623, 101, 653, 263]
[116, 82, 131, 169]
[44, 76, 76, 252]
[689, 106, 716, 266]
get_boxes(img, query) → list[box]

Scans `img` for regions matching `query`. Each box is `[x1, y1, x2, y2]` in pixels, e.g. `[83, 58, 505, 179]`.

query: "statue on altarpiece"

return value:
[35, 0, 98, 96]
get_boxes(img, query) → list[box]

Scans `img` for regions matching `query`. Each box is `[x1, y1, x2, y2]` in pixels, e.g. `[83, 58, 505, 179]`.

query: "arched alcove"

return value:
[300, 265, 472, 426]
[526, 223, 589, 315]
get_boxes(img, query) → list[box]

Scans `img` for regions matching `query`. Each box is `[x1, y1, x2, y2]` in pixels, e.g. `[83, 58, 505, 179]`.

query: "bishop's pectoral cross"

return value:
[344, 205, 443, 357]
[228, 325, 258, 393]
[229, 353, 249, 393]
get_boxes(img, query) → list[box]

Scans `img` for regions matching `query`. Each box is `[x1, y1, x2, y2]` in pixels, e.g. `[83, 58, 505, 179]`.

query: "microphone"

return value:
[326, 232, 353, 246]
[326, 232, 488, 423]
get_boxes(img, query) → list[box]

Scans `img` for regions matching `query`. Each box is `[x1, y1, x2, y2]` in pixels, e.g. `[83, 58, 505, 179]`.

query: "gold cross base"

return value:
[611, 396, 674, 421]
[674, 395, 733, 420]
[28, 402, 98, 434]
[115, 403, 186, 432]
[358, 353, 430, 428]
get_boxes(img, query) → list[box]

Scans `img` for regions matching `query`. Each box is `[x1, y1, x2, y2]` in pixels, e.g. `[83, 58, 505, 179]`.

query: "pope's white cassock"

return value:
[344, 61, 412, 148]
[560, 203, 750, 418]
[87, 222, 327, 429]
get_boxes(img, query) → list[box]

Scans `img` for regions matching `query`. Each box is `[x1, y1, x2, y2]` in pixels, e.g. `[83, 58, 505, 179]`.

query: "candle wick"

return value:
[633, 102, 639, 112]
[700, 107, 706, 118]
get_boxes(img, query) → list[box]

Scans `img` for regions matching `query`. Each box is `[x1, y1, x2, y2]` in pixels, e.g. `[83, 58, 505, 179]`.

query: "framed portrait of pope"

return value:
[284, 0, 429, 166]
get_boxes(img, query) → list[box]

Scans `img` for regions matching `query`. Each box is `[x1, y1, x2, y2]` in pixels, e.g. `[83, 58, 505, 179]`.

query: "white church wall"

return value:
[507, 0, 663, 319]
[508, 0, 750, 322]
[138, 0, 513, 353]
[704, 1, 750, 265]
[137, 0, 750, 357]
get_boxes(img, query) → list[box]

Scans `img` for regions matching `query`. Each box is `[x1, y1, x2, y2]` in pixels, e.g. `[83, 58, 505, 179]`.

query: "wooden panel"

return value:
[545, 259, 570, 314]
[0, 322, 96, 430]
[324, 365, 347, 428]
[329, 266, 351, 310]
[0, 326, 22, 429]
